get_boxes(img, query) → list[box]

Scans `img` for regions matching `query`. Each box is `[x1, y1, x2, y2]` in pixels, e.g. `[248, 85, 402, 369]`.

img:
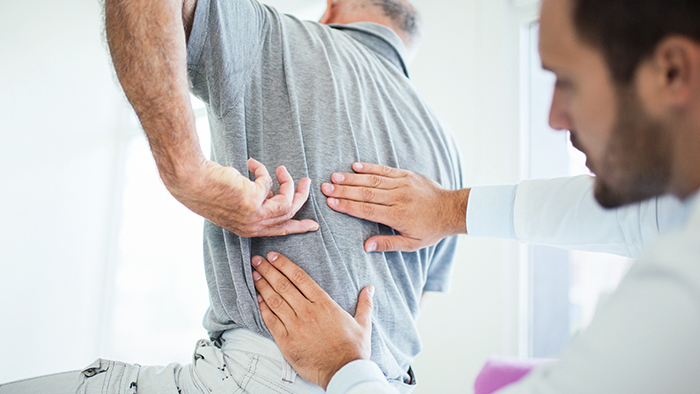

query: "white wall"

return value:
[0, 0, 133, 382]
[0, 0, 538, 391]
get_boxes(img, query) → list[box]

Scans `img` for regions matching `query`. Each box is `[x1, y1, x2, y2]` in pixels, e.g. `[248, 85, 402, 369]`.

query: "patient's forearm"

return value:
[105, 0, 202, 189]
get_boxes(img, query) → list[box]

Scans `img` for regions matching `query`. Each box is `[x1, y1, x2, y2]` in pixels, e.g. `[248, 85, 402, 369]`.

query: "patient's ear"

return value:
[319, 0, 334, 24]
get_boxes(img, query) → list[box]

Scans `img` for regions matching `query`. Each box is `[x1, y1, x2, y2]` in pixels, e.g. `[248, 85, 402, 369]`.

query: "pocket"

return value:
[387, 366, 417, 394]
[192, 340, 248, 394]
[78, 359, 139, 394]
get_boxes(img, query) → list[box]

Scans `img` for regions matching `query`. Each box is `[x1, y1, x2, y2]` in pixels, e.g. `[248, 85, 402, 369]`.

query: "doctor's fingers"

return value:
[330, 171, 402, 190]
[326, 197, 403, 226]
[350, 162, 410, 179]
[253, 266, 299, 323]
[253, 255, 313, 309]
[321, 183, 397, 205]
[258, 298, 289, 339]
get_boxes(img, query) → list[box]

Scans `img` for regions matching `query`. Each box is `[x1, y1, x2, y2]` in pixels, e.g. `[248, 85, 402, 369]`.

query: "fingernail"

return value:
[368, 286, 375, 297]
[366, 242, 376, 252]
[332, 173, 345, 183]
[252, 256, 262, 267]
[328, 198, 339, 206]
[253, 271, 262, 281]
[268, 252, 279, 262]
[257, 295, 263, 303]
[322, 183, 334, 193]
[354, 163, 363, 171]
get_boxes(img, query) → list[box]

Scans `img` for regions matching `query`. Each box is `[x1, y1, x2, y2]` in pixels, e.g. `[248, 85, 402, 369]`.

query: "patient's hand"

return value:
[171, 158, 319, 238]
[252, 252, 374, 390]
[322, 163, 469, 252]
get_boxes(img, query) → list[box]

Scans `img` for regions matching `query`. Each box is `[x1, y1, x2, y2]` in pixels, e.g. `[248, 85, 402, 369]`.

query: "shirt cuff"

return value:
[467, 184, 518, 239]
[326, 360, 386, 394]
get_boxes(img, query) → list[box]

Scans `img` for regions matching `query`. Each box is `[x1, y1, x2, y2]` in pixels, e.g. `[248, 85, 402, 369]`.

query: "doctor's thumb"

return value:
[354, 285, 375, 330]
[365, 235, 420, 253]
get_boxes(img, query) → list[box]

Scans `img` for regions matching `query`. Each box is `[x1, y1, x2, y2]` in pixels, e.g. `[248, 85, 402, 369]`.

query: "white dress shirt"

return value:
[327, 176, 697, 394]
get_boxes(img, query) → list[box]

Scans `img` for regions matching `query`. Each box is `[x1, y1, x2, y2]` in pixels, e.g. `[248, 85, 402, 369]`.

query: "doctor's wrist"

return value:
[442, 188, 470, 237]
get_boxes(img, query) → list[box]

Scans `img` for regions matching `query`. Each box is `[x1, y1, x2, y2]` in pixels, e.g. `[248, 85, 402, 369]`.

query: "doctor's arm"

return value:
[322, 163, 683, 257]
[104, 0, 317, 238]
[251, 253, 398, 394]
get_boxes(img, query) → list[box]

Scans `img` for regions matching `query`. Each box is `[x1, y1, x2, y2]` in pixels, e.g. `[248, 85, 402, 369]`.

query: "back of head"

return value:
[369, 0, 422, 44]
[573, 0, 700, 84]
[333, 0, 423, 49]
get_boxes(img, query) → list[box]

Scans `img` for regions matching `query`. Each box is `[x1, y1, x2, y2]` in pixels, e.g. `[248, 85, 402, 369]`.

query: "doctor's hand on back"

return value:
[321, 162, 468, 252]
[251, 252, 375, 390]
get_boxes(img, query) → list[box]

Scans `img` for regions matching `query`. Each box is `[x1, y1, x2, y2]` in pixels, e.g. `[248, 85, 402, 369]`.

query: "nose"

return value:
[548, 88, 571, 131]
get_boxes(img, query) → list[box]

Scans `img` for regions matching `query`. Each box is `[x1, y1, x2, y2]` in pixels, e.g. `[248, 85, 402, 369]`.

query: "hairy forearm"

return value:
[443, 188, 470, 236]
[105, 0, 202, 189]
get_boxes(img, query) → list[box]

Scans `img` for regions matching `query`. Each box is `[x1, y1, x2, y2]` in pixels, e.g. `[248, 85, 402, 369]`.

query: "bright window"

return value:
[520, 22, 633, 358]
[102, 97, 211, 365]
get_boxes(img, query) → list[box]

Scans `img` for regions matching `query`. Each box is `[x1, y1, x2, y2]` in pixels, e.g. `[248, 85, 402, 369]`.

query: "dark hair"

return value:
[372, 0, 422, 41]
[573, 0, 700, 83]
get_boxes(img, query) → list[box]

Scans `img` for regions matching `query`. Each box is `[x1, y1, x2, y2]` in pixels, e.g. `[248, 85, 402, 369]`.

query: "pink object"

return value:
[474, 356, 552, 394]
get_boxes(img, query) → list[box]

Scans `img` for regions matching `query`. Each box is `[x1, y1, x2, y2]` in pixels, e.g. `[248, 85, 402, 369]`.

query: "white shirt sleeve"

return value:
[494, 222, 700, 394]
[467, 176, 686, 257]
[326, 360, 398, 394]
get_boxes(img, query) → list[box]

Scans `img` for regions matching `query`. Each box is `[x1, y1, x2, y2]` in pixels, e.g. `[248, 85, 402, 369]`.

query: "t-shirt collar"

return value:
[329, 22, 410, 78]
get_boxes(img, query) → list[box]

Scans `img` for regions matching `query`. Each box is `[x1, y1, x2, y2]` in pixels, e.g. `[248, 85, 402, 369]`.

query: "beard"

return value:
[591, 85, 673, 209]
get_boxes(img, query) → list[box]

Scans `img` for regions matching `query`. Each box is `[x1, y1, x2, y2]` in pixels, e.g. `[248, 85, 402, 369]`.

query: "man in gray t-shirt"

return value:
[185, 0, 464, 384]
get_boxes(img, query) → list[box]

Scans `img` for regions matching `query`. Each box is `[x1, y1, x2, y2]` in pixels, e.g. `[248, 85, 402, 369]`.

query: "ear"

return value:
[319, 0, 335, 25]
[651, 36, 700, 107]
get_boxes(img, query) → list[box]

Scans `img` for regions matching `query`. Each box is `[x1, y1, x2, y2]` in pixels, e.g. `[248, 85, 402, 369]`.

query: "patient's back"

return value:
[187, 0, 464, 382]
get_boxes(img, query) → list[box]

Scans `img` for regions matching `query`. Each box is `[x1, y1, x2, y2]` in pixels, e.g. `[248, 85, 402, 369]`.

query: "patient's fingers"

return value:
[254, 255, 311, 308]
[265, 252, 329, 303]
[326, 197, 397, 225]
[248, 158, 274, 198]
[321, 183, 394, 205]
[253, 219, 320, 237]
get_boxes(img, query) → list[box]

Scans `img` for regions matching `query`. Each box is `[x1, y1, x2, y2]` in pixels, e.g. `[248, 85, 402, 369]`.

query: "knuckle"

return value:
[264, 314, 278, 329]
[268, 295, 284, 309]
[382, 238, 394, 250]
[291, 270, 307, 285]
[361, 187, 374, 201]
[241, 200, 257, 214]
[380, 165, 392, 175]
[369, 175, 382, 188]
[362, 203, 375, 217]
[275, 278, 292, 293]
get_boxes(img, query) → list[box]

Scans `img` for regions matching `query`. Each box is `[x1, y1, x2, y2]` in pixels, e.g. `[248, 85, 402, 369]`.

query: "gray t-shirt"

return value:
[187, 0, 464, 383]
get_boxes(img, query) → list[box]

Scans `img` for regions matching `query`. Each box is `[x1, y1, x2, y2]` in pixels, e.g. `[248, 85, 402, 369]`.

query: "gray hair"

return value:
[371, 0, 422, 41]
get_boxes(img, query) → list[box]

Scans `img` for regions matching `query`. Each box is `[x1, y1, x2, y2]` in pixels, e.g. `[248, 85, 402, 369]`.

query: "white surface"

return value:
[0, 0, 132, 382]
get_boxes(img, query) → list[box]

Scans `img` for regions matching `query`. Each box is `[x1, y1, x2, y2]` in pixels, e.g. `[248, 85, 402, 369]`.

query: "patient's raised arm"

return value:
[104, 0, 317, 238]
[322, 163, 469, 252]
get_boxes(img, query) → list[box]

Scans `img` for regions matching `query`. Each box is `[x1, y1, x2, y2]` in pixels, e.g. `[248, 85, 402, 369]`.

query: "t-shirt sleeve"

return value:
[422, 235, 458, 293]
[186, 0, 269, 115]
